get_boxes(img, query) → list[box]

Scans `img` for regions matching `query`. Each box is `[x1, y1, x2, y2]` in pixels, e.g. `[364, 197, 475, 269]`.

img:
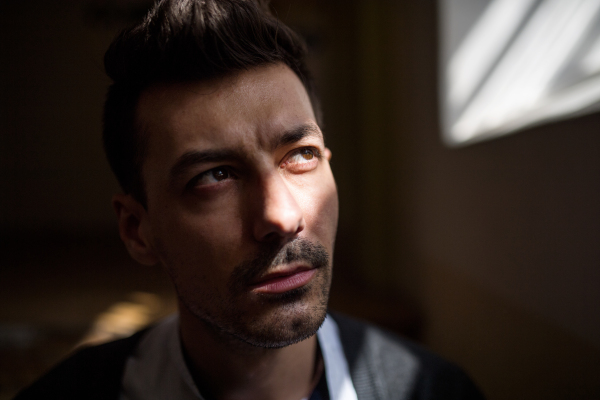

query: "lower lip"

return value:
[252, 269, 317, 294]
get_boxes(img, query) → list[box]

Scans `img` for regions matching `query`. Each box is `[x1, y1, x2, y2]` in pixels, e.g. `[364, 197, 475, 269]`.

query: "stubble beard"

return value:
[172, 238, 333, 349]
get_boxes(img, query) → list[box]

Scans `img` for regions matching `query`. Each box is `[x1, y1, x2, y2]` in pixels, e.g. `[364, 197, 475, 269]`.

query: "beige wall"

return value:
[339, 1, 600, 398]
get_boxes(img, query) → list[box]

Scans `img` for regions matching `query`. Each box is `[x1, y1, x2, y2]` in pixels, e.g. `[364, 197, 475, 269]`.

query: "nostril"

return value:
[295, 219, 305, 235]
[262, 231, 281, 243]
[253, 214, 304, 242]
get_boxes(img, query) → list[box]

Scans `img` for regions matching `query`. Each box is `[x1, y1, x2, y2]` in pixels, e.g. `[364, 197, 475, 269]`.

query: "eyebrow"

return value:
[274, 123, 323, 149]
[169, 149, 239, 184]
[169, 123, 323, 184]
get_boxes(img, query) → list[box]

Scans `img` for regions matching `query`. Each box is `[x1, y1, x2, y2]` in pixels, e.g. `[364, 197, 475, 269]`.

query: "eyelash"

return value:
[283, 147, 322, 167]
[186, 146, 322, 190]
[186, 166, 237, 190]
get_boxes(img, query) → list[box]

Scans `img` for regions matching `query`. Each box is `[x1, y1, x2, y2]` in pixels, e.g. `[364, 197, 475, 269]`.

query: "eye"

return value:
[187, 166, 235, 189]
[287, 148, 319, 164]
[283, 147, 321, 172]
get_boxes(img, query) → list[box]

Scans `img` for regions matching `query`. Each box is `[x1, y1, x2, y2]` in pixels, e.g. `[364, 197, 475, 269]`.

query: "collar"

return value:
[121, 314, 358, 400]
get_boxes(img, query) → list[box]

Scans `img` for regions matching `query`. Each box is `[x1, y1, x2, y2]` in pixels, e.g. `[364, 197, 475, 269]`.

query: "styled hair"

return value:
[102, 0, 319, 206]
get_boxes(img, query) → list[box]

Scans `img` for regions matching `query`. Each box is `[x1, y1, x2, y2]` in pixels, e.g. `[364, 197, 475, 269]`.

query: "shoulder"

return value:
[330, 313, 485, 400]
[14, 328, 149, 400]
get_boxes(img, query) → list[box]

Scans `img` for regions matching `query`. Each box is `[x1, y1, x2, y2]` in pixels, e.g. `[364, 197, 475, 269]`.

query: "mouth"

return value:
[250, 264, 317, 294]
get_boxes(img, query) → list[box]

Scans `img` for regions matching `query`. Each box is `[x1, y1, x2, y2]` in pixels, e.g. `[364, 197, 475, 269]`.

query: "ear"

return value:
[324, 147, 332, 161]
[112, 193, 159, 266]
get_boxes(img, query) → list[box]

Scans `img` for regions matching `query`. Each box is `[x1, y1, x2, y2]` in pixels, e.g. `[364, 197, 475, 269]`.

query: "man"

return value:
[16, 0, 485, 399]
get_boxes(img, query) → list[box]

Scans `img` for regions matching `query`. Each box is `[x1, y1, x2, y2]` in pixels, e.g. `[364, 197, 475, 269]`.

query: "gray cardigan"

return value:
[15, 313, 485, 400]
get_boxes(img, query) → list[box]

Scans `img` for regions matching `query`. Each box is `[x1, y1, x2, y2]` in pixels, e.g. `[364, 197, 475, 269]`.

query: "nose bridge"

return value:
[252, 170, 304, 242]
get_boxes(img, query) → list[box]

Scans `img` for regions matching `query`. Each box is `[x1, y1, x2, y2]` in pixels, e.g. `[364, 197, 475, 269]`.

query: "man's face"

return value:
[134, 64, 339, 347]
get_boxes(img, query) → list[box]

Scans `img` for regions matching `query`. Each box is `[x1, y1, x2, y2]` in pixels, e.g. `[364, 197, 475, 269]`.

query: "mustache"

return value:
[229, 238, 330, 289]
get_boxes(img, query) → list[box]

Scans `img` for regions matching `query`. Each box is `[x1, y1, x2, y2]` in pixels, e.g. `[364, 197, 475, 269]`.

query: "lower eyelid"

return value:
[288, 148, 321, 161]
[286, 158, 318, 171]
[187, 168, 235, 188]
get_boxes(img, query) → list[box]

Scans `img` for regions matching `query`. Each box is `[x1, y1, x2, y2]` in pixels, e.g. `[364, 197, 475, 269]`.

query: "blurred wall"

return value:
[1, 1, 599, 399]
[0, 1, 124, 235]
[321, 1, 600, 399]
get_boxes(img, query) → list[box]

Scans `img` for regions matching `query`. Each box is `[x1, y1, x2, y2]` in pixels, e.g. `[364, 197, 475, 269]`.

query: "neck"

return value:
[178, 303, 319, 400]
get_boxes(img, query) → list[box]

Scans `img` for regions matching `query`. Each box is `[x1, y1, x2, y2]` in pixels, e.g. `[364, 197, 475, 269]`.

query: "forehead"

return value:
[135, 63, 318, 163]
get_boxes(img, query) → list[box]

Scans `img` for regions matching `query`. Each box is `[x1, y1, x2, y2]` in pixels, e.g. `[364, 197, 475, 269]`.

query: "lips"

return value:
[250, 266, 317, 294]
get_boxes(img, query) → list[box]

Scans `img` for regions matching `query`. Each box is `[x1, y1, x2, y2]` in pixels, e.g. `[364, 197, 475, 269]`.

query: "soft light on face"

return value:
[135, 64, 339, 347]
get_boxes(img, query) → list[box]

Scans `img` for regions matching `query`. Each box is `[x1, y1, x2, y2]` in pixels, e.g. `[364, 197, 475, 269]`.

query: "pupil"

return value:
[302, 149, 314, 160]
[213, 169, 228, 180]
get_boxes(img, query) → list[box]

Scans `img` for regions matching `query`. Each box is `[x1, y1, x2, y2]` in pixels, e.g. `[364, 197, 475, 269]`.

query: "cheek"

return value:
[297, 177, 339, 244]
[149, 193, 246, 278]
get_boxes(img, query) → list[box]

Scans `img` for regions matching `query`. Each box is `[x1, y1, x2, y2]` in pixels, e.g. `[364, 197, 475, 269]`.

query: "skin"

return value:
[113, 63, 339, 400]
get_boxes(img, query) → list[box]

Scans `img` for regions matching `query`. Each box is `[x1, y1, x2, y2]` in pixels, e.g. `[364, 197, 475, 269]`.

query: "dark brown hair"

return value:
[103, 0, 319, 207]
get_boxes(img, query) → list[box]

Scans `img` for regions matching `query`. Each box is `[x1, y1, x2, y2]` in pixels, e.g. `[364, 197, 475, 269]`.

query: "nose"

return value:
[252, 172, 305, 242]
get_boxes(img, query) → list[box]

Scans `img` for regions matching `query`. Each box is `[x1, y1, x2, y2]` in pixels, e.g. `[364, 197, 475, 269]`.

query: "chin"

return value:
[236, 265, 332, 348]
[181, 266, 332, 349]
[235, 295, 329, 348]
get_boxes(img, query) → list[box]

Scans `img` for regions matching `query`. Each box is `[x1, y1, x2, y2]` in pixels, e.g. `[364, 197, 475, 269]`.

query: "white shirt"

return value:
[120, 314, 358, 400]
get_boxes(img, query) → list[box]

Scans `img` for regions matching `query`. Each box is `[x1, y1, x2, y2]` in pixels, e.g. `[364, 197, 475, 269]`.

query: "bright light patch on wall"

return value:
[440, 0, 600, 146]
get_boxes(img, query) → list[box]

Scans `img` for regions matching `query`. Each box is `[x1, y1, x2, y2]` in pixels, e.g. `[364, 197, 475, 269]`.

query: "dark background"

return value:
[1, 1, 599, 399]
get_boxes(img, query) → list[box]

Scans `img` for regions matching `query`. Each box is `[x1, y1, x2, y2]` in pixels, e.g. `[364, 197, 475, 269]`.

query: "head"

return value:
[103, 0, 338, 348]
[103, 0, 321, 206]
